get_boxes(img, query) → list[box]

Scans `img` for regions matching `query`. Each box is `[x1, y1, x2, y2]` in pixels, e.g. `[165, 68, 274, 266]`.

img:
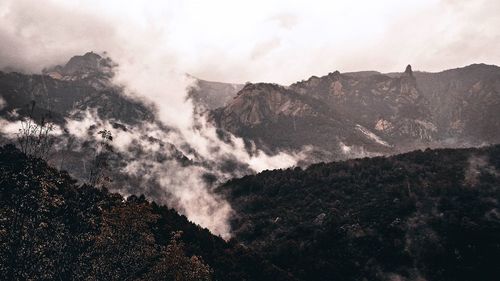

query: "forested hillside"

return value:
[2, 141, 500, 281]
[0, 144, 295, 281]
[218, 145, 500, 281]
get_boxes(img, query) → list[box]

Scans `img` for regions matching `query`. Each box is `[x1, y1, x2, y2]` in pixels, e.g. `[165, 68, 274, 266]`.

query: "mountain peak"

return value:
[328, 70, 341, 78]
[63, 51, 107, 75]
[43, 51, 115, 81]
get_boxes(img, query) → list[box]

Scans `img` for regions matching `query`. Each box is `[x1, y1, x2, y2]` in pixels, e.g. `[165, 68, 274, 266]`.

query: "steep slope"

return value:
[211, 82, 392, 159]
[0, 53, 192, 195]
[212, 66, 437, 160]
[290, 65, 436, 144]
[0, 52, 153, 124]
[217, 145, 500, 281]
[414, 64, 500, 143]
[0, 144, 296, 281]
[0, 53, 255, 209]
[212, 64, 500, 161]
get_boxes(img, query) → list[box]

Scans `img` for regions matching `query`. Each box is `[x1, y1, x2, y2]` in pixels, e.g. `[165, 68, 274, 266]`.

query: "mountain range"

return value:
[211, 63, 500, 161]
[1, 52, 500, 280]
[3, 52, 500, 165]
[0, 53, 251, 205]
[1, 51, 499, 218]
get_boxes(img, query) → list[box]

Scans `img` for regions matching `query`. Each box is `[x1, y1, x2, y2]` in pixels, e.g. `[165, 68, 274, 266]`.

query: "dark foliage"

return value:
[218, 145, 500, 281]
[0, 144, 295, 281]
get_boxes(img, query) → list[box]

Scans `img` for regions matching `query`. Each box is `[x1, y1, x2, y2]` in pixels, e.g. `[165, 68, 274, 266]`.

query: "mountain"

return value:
[43, 51, 115, 85]
[188, 76, 243, 110]
[212, 64, 500, 161]
[0, 144, 296, 281]
[2, 52, 500, 280]
[4, 53, 499, 165]
[413, 64, 500, 143]
[216, 144, 500, 281]
[0, 52, 254, 203]
[210, 82, 385, 160]
[0, 53, 185, 194]
[1, 52, 152, 124]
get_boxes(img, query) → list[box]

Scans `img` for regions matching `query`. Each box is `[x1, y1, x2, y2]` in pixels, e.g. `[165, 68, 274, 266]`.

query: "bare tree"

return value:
[17, 101, 55, 160]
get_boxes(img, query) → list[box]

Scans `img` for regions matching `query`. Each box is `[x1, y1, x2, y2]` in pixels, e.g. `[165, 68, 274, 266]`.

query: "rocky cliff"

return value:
[212, 64, 500, 161]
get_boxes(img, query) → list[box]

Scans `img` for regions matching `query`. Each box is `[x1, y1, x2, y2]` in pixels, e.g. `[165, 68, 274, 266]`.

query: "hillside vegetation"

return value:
[0, 144, 294, 281]
[218, 145, 500, 281]
[2, 141, 500, 280]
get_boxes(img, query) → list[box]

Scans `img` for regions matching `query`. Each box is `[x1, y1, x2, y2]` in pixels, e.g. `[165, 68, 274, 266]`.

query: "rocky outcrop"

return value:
[213, 63, 500, 160]
[290, 65, 436, 143]
[44, 52, 114, 78]
[213, 83, 318, 130]
[42, 52, 115, 90]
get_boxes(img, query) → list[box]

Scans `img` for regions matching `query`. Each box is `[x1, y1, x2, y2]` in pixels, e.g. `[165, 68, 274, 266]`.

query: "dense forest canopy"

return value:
[218, 145, 500, 281]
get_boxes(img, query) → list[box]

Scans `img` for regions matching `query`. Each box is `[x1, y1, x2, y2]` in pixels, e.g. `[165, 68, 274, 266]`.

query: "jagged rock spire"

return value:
[404, 64, 413, 76]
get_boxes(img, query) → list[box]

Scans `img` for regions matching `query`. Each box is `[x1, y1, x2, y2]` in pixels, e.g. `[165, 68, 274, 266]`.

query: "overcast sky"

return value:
[1, 0, 499, 84]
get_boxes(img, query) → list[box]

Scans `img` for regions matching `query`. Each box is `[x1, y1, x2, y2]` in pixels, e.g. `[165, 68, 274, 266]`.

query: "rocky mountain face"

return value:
[413, 64, 500, 144]
[43, 51, 115, 86]
[0, 52, 251, 204]
[1, 52, 152, 124]
[211, 64, 500, 160]
[290, 65, 436, 143]
[211, 82, 383, 159]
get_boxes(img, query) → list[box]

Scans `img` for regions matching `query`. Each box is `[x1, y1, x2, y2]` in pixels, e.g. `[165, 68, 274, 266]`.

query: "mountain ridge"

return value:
[211, 62, 500, 161]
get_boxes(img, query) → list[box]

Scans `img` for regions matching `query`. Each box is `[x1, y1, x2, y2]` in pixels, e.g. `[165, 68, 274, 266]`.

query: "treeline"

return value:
[218, 145, 500, 281]
[0, 144, 295, 281]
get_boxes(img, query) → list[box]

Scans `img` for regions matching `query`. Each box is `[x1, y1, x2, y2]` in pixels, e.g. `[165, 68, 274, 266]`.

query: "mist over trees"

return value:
[0, 144, 296, 281]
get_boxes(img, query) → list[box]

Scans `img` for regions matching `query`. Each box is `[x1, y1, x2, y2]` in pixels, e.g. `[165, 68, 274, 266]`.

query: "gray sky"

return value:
[1, 0, 499, 84]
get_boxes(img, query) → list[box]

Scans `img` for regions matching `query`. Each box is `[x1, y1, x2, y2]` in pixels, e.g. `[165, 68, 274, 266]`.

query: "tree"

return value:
[17, 101, 55, 160]
[87, 129, 113, 186]
[143, 231, 213, 281]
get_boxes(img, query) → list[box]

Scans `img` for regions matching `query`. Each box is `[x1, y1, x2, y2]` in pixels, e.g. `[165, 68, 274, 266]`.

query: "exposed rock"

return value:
[212, 63, 500, 162]
[375, 119, 393, 131]
[404, 64, 413, 76]
[314, 213, 326, 225]
[42, 52, 115, 89]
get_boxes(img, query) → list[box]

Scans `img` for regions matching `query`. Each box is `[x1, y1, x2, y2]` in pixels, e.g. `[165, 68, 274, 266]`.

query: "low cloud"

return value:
[0, 101, 305, 239]
[464, 154, 499, 186]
